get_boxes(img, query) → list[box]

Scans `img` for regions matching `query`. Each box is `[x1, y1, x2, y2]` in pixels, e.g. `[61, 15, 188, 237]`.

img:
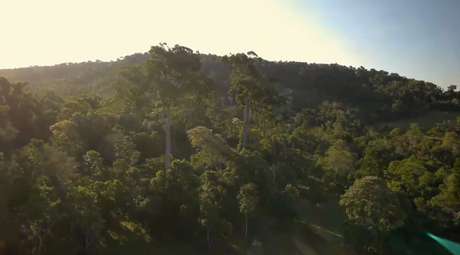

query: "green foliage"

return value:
[0, 43, 460, 255]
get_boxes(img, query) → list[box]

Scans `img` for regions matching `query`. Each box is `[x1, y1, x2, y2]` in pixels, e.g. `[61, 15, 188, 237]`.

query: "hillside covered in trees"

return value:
[2, 50, 460, 125]
[0, 43, 459, 255]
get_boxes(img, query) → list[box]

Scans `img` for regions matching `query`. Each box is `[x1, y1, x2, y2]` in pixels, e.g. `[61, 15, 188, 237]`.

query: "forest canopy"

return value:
[0, 43, 459, 255]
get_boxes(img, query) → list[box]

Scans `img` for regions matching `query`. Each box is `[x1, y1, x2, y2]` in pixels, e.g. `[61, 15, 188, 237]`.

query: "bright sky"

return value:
[1, 0, 459, 88]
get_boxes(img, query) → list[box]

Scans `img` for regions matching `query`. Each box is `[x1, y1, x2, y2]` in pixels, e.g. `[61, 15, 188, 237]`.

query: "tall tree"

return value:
[221, 52, 287, 152]
[118, 43, 214, 172]
[237, 182, 259, 239]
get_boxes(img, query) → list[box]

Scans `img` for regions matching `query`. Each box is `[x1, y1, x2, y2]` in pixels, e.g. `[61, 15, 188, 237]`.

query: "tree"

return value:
[68, 186, 105, 251]
[340, 176, 406, 254]
[221, 52, 287, 152]
[186, 126, 231, 170]
[199, 171, 226, 249]
[323, 140, 356, 178]
[448, 85, 457, 92]
[237, 183, 259, 239]
[49, 120, 83, 157]
[146, 43, 214, 171]
[118, 43, 214, 175]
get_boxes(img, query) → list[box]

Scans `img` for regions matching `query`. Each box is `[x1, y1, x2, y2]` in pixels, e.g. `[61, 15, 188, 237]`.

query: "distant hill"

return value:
[2, 50, 460, 125]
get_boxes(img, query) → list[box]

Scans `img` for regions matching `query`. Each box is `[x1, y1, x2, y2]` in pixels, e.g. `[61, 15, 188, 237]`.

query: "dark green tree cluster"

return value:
[0, 43, 458, 255]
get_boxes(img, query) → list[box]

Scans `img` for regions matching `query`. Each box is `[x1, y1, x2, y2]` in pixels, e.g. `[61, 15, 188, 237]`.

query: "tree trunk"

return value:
[371, 226, 384, 254]
[163, 106, 172, 188]
[37, 235, 43, 255]
[163, 107, 172, 170]
[239, 103, 252, 152]
[245, 214, 248, 239]
[85, 229, 92, 249]
[207, 226, 212, 249]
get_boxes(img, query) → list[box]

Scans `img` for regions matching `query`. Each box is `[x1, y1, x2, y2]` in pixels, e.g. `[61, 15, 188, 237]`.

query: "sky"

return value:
[0, 0, 459, 88]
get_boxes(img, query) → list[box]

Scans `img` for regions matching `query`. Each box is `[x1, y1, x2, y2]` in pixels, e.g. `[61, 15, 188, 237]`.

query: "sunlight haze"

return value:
[1, 0, 359, 67]
[1, 0, 459, 88]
